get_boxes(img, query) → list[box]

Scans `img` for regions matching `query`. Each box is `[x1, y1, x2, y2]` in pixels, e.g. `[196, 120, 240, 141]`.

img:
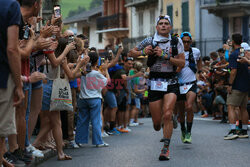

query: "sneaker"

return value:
[181, 130, 186, 143]
[96, 142, 109, 147]
[77, 143, 88, 148]
[224, 130, 238, 140]
[220, 118, 227, 123]
[129, 122, 139, 127]
[173, 116, 178, 129]
[110, 128, 121, 135]
[124, 127, 132, 132]
[68, 140, 80, 149]
[102, 131, 109, 138]
[26, 144, 44, 158]
[185, 132, 192, 144]
[201, 114, 208, 118]
[11, 149, 32, 164]
[117, 128, 129, 133]
[238, 130, 249, 138]
[3, 152, 25, 167]
[106, 130, 114, 135]
[159, 147, 170, 161]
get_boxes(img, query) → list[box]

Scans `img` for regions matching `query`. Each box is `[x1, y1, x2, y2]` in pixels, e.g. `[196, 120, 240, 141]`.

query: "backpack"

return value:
[147, 36, 179, 72]
[188, 48, 197, 74]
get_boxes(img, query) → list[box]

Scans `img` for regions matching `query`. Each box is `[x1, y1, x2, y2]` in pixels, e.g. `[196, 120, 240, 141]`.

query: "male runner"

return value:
[177, 32, 202, 144]
[129, 15, 185, 161]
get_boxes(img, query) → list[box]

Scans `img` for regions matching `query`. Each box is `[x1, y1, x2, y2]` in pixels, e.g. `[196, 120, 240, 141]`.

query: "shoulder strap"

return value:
[171, 36, 179, 56]
[188, 48, 195, 64]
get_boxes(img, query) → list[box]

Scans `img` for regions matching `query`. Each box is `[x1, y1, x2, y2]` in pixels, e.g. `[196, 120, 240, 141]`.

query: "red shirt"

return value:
[21, 58, 30, 77]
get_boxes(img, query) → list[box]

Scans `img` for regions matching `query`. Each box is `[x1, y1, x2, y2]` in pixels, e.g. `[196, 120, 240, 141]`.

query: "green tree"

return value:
[89, 0, 103, 9]
[68, 6, 86, 17]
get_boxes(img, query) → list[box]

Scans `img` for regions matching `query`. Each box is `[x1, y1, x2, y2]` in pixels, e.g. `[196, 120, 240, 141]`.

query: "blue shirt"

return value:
[69, 79, 78, 88]
[228, 48, 250, 92]
[0, 0, 21, 88]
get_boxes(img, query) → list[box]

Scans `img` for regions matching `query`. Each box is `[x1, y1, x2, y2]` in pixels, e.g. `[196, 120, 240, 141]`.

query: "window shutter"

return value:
[182, 1, 189, 32]
[242, 16, 249, 43]
[167, 5, 173, 26]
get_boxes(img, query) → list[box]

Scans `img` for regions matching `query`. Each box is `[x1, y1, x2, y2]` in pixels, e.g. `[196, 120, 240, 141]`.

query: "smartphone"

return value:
[239, 47, 245, 57]
[23, 25, 30, 40]
[101, 58, 105, 65]
[81, 54, 84, 59]
[86, 63, 92, 73]
[54, 5, 61, 18]
[108, 50, 113, 60]
[68, 36, 74, 44]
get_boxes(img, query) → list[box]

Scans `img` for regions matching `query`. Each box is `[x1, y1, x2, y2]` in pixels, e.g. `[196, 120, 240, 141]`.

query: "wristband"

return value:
[142, 48, 146, 56]
[141, 50, 144, 56]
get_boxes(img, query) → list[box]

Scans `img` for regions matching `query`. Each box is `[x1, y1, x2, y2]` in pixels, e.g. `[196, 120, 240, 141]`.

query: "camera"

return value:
[23, 25, 30, 40]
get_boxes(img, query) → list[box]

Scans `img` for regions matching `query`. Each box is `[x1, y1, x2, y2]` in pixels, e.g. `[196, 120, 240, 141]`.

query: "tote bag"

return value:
[50, 66, 73, 112]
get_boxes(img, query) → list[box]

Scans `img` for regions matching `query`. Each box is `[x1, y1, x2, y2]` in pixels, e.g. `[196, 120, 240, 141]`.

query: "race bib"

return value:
[151, 81, 168, 92]
[180, 84, 193, 94]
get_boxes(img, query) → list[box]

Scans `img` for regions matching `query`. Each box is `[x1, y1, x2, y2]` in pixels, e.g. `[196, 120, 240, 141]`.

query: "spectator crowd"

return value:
[0, 0, 249, 166]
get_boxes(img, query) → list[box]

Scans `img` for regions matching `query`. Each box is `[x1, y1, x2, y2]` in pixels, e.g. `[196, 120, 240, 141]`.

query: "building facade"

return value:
[96, 0, 129, 48]
[63, 6, 104, 50]
[163, 0, 196, 40]
[198, 0, 250, 56]
[124, 0, 160, 50]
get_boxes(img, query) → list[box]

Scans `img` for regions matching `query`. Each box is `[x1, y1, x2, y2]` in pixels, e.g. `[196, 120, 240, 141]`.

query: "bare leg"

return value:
[149, 100, 163, 131]
[162, 93, 177, 139]
[28, 87, 43, 140]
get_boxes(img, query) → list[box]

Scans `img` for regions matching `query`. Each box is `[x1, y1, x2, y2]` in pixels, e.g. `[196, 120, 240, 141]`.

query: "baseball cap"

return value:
[241, 42, 250, 51]
[180, 32, 192, 40]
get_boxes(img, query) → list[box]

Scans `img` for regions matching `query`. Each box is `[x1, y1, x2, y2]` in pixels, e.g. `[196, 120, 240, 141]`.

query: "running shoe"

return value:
[224, 130, 238, 140]
[124, 127, 132, 132]
[238, 130, 249, 138]
[117, 128, 129, 133]
[11, 149, 32, 164]
[159, 147, 170, 161]
[129, 123, 137, 127]
[201, 114, 208, 118]
[110, 128, 121, 135]
[3, 152, 25, 167]
[96, 142, 109, 147]
[67, 140, 80, 149]
[185, 132, 192, 144]
[181, 130, 186, 143]
[102, 131, 109, 137]
[26, 144, 44, 158]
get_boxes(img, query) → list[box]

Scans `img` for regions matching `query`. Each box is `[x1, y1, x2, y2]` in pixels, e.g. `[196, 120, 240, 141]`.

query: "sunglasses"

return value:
[183, 40, 191, 44]
[126, 57, 134, 61]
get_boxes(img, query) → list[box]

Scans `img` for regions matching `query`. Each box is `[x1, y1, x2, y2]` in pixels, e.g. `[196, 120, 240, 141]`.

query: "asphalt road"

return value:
[39, 117, 250, 167]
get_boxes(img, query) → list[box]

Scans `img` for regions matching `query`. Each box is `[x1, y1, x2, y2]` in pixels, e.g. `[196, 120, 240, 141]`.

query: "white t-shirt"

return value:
[79, 70, 107, 99]
[137, 33, 184, 73]
[178, 47, 201, 84]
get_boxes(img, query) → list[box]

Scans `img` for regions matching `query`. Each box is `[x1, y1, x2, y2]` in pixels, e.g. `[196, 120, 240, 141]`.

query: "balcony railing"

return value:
[125, 0, 157, 7]
[96, 13, 127, 31]
[202, 0, 250, 6]
[201, 0, 250, 17]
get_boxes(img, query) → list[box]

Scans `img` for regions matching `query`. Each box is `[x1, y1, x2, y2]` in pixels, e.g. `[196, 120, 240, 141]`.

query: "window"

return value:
[82, 27, 90, 39]
[182, 1, 189, 32]
[138, 12, 143, 36]
[233, 17, 242, 34]
[150, 9, 155, 35]
[99, 33, 103, 43]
